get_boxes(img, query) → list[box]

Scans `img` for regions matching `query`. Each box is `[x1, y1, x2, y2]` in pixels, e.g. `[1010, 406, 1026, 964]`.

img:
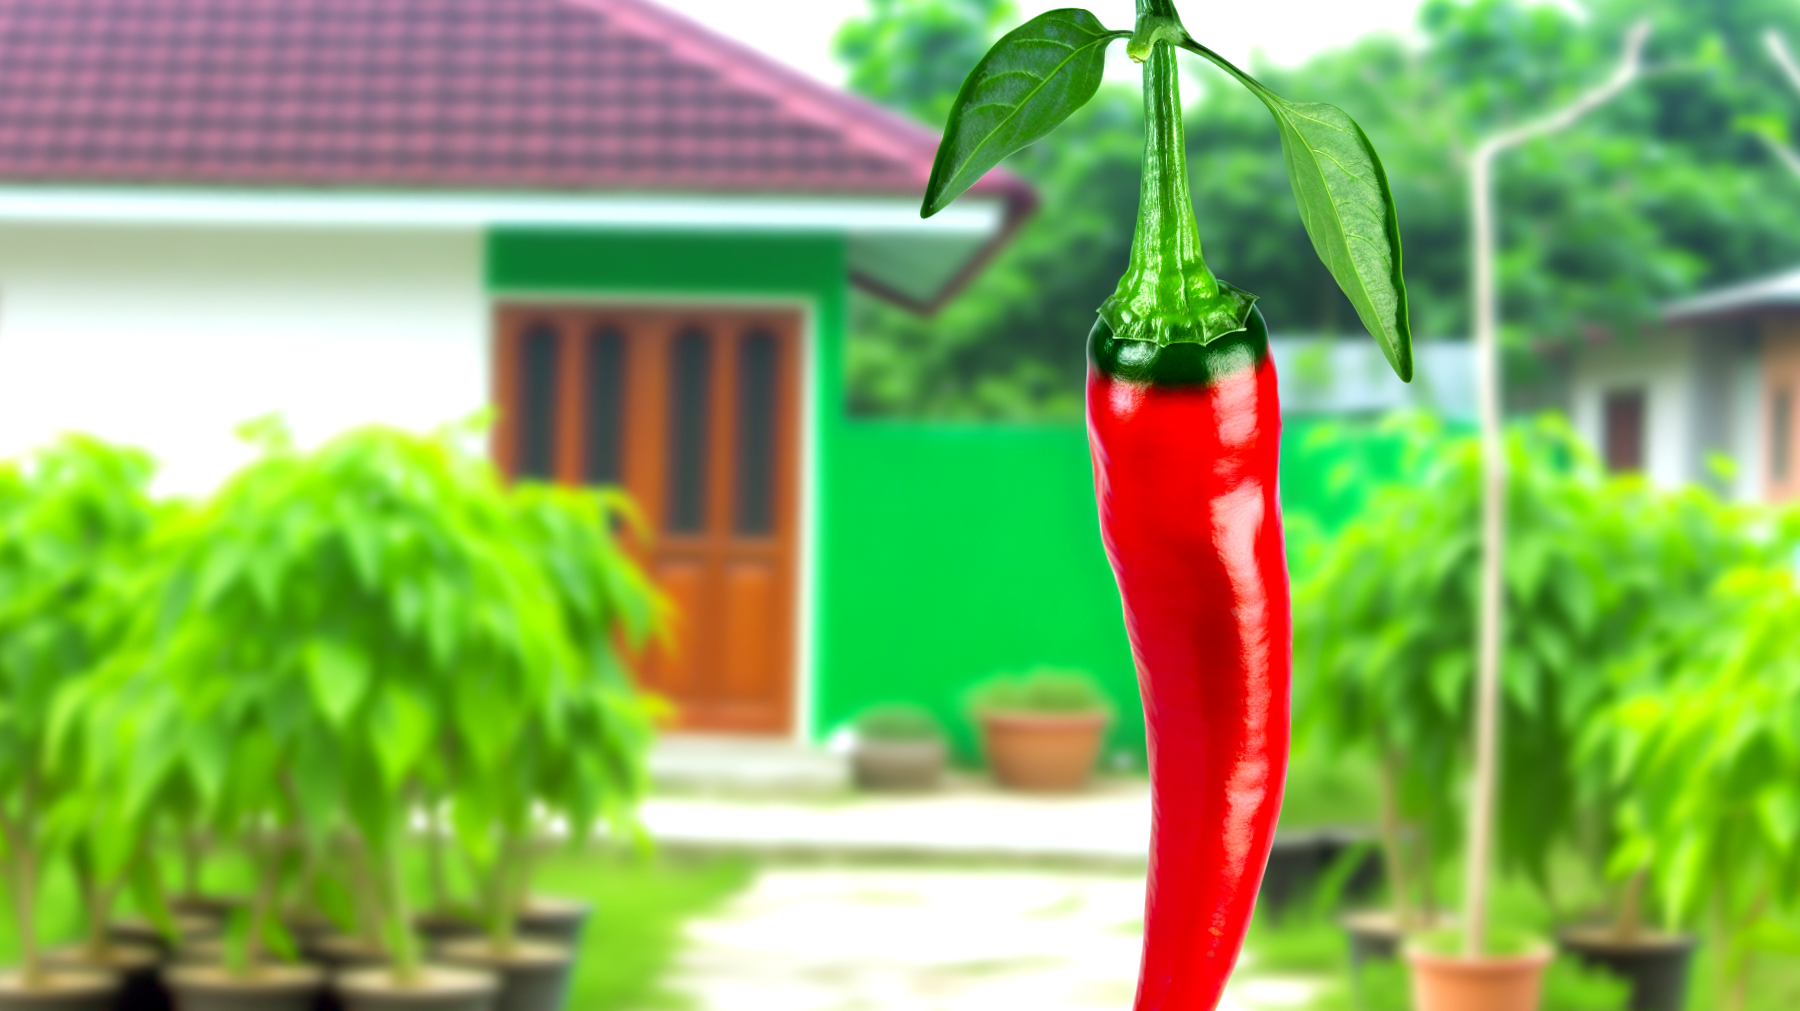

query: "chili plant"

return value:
[115, 421, 580, 985]
[447, 483, 662, 955]
[1597, 563, 1800, 1011]
[0, 436, 159, 984]
[924, 0, 1408, 1005]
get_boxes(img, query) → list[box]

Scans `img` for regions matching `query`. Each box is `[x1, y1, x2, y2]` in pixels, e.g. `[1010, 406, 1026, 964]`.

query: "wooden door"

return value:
[493, 304, 801, 734]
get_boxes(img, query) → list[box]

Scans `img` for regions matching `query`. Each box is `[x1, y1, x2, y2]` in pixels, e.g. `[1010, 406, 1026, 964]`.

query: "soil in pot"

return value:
[333, 967, 496, 1011]
[43, 943, 164, 1011]
[978, 712, 1108, 792]
[303, 937, 388, 974]
[851, 739, 945, 792]
[1558, 927, 1696, 1011]
[435, 940, 569, 1011]
[516, 901, 589, 947]
[163, 963, 324, 1011]
[0, 969, 121, 1011]
[107, 917, 218, 961]
[413, 914, 481, 947]
[1404, 941, 1552, 1011]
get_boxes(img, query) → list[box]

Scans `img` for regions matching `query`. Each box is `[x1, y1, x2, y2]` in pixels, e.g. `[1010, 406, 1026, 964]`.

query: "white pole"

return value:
[1461, 21, 1650, 959]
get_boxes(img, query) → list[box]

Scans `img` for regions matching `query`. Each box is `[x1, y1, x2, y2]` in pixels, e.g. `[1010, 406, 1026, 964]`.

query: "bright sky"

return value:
[667, 0, 1429, 86]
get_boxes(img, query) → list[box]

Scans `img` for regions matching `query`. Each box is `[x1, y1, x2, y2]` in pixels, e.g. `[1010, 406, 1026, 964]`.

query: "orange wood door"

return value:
[493, 304, 801, 734]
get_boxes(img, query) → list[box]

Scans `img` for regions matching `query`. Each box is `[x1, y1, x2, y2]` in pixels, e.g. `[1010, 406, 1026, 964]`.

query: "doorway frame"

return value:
[486, 290, 819, 742]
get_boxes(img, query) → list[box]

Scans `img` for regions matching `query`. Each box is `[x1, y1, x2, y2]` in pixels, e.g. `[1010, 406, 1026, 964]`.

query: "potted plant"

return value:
[967, 670, 1112, 792]
[434, 483, 662, 1011]
[847, 705, 948, 791]
[1592, 564, 1800, 1011]
[110, 422, 598, 1011]
[0, 436, 160, 1011]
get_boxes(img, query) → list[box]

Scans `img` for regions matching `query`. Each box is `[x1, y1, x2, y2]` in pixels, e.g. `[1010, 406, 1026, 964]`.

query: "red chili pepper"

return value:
[1086, 40, 1289, 1011]
[917, 3, 1410, 1006]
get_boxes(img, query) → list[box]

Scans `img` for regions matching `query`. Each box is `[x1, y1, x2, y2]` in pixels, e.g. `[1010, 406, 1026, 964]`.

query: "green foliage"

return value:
[1296, 415, 1777, 907]
[1595, 563, 1800, 1006]
[851, 704, 945, 742]
[921, 8, 1129, 217]
[967, 668, 1112, 714]
[0, 435, 160, 973]
[834, 0, 1016, 128]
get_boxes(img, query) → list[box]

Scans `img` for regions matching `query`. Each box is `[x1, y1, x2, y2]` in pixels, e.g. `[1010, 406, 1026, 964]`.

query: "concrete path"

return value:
[641, 776, 1153, 868]
[663, 866, 1322, 1011]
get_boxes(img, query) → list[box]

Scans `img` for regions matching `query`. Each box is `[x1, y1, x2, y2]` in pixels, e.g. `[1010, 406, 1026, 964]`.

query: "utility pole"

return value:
[1462, 20, 1649, 958]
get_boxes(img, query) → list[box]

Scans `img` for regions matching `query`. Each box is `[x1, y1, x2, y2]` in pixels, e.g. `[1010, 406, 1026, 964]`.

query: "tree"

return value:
[832, 0, 1016, 128]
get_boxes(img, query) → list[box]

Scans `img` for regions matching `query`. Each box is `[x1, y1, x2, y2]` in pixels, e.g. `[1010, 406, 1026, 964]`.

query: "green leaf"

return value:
[920, 9, 1129, 218]
[370, 683, 434, 791]
[1180, 39, 1412, 381]
[305, 640, 371, 729]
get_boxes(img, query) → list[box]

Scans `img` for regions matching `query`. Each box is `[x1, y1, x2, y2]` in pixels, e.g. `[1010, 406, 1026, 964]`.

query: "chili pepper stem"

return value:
[1099, 14, 1255, 346]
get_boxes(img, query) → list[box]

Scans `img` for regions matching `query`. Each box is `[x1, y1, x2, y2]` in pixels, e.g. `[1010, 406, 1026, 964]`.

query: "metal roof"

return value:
[1664, 266, 1800, 323]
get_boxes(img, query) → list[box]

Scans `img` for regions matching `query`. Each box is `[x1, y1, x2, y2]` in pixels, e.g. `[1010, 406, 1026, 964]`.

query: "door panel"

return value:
[493, 304, 800, 735]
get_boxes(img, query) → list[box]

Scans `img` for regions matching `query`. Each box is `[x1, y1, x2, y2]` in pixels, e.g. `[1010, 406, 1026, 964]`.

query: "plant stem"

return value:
[1376, 751, 1413, 930]
[427, 803, 450, 915]
[382, 826, 419, 985]
[1611, 869, 1644, 943]
[238, 839, 278, 976]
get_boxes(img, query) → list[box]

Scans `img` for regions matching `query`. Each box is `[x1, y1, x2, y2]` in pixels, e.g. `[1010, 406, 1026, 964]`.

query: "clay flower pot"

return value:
[163, 963, 325, 1011]
[0, 969, 120, 1011]
[436, 939, 571, 1011]
[1404, 941, 1552, 1011]
[977, 711, 1109, 792]
[1557, 927, 1696, 1011]
[333, 967, 497, 1011]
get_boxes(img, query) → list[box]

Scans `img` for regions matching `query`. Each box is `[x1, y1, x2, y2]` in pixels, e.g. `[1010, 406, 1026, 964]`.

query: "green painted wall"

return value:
[484, 228, 1422, 764]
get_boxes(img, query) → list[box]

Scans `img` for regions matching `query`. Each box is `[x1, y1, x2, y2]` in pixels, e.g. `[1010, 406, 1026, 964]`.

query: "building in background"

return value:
[0, 0, 1446, 759]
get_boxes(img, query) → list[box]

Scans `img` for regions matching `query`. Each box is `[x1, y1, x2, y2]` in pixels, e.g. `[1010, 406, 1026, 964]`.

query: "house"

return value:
[0, 0, 1438, 759]
[1566, 270, 1800, 502]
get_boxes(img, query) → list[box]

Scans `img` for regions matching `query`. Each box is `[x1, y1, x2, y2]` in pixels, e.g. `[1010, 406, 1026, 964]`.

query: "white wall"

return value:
[0, 224, 487, 494]
[1569, 331, 1695, 490]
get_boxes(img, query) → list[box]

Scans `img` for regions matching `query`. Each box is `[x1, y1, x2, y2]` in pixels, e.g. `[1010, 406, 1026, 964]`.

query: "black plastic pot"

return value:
[436, 940, 570, 1011]
[302, 937, 387, 974]
[0, 969, 120, 1011]
[851, 739, 946, 791]
[414, 913, 481, 946]
[164, 964, 324, 1011]
[107, 918, 217, 962]
[1558, 927, 1696, 1011]
[1316, 828, 1385, 904]
[1342, 908, 1405, 968]
[1257, 832, 1327, 919]
[43, 943, 164, 1011]
[333, 967, 496, 1011]
[515, 901, 588, 947]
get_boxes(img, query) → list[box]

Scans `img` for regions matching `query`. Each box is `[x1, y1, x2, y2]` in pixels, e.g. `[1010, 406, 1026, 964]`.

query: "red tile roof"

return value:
[0, 0, 1031, 210]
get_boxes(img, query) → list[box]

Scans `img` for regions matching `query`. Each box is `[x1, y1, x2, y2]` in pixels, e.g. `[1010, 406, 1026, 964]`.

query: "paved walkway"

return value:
[663, 866, 1323, 1011]
[640, 776, 1152, 868]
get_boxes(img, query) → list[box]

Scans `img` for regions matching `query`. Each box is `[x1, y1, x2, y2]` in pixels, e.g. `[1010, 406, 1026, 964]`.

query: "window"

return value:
[584, 327, 626, 484]
[734, 331, 779, 534]
[1601, 388, 1645, 474]
[666, 328, 713, 533]
[1773, 388, 1792, 484]
[516, 323, 560, 479]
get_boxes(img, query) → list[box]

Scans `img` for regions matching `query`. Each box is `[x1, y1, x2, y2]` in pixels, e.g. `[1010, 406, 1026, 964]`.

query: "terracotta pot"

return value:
[436, 940, 570, 1011]
[163, 964, 324, 1011]
[516, 900, 589, 947]
[1404, 942, 1552, 1011]
[333, 967, 496, 1011]
[0, 969, 120, 1011]
[850, 739, 945, 791]
[1558, 927, 1695, 1011]
[42, 943, 164, 1011]
[976, 711, 1108, 792]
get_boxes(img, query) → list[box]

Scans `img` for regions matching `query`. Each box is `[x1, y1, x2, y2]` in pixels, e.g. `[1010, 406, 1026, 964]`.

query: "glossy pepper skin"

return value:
[1088, 309, 1289, 1011]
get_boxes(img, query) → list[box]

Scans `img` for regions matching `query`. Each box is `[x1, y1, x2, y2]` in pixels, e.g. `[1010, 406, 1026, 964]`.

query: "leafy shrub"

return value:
[967, 669, 1112, 715]
[852, 704, 944, 742]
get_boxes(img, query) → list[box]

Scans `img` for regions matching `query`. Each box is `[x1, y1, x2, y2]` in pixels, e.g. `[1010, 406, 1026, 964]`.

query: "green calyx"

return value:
[1099, 5, 1256, 347]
